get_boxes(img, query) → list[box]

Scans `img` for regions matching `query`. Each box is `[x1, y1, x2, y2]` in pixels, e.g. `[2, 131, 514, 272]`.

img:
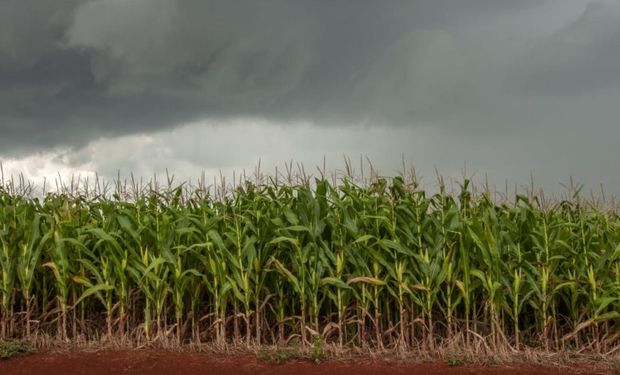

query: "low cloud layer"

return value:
[0, 0, 619, 194]
[2, 119, 616, 197]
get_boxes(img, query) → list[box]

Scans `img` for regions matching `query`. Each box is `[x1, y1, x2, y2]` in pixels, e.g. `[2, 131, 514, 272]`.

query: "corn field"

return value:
[0, 174, 619, 353]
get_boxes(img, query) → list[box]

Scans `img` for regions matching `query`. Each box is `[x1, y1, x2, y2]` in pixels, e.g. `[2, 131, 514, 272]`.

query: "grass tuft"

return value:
[611, 357, 620, 374]
[445, 352, 465, 367]
[311, 335, 325, 363]
[256, 346, 302, 364]
[0, 340, 33, 359]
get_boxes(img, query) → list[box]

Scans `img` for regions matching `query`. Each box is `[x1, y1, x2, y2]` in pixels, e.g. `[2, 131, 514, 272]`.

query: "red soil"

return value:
[0, 350, 607, 375]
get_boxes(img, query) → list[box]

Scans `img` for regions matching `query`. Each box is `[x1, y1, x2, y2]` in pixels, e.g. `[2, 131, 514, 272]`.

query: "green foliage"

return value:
[0, 177, 618, 353]
[311, 335, 325, 363]
[0, 340, 33, 359]
[611, 356, 620, 373]
[256, 346, 302, 364]
[445, 353, 464, 367]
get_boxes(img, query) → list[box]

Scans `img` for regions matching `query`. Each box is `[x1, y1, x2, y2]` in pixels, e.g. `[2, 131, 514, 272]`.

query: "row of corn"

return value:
[0, 177, 619, 351]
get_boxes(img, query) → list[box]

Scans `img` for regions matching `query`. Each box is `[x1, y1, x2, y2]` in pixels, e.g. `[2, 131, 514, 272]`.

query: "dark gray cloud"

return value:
[0, 0, 619, 178]
[511, 0, 620, 95]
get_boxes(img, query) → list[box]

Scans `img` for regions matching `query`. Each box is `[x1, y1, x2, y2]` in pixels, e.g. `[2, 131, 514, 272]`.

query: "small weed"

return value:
[311, 335, 325, 363]
[0, 340, 33, 359]
[288, 337, 301, 348]
[445, 353, 464, 367]
[257, 346, 301, 364]
[611, 357, 620, 373]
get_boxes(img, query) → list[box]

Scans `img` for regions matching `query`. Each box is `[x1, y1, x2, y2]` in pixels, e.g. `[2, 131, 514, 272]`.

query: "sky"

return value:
[0, 0, 619, 196]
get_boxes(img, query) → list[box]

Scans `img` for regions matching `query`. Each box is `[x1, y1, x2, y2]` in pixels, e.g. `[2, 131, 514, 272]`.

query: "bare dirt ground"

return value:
[0, 350, 611, 375]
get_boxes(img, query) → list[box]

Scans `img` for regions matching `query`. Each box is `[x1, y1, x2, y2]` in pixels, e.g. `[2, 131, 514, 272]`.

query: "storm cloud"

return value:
[0, 0, 619, 194]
